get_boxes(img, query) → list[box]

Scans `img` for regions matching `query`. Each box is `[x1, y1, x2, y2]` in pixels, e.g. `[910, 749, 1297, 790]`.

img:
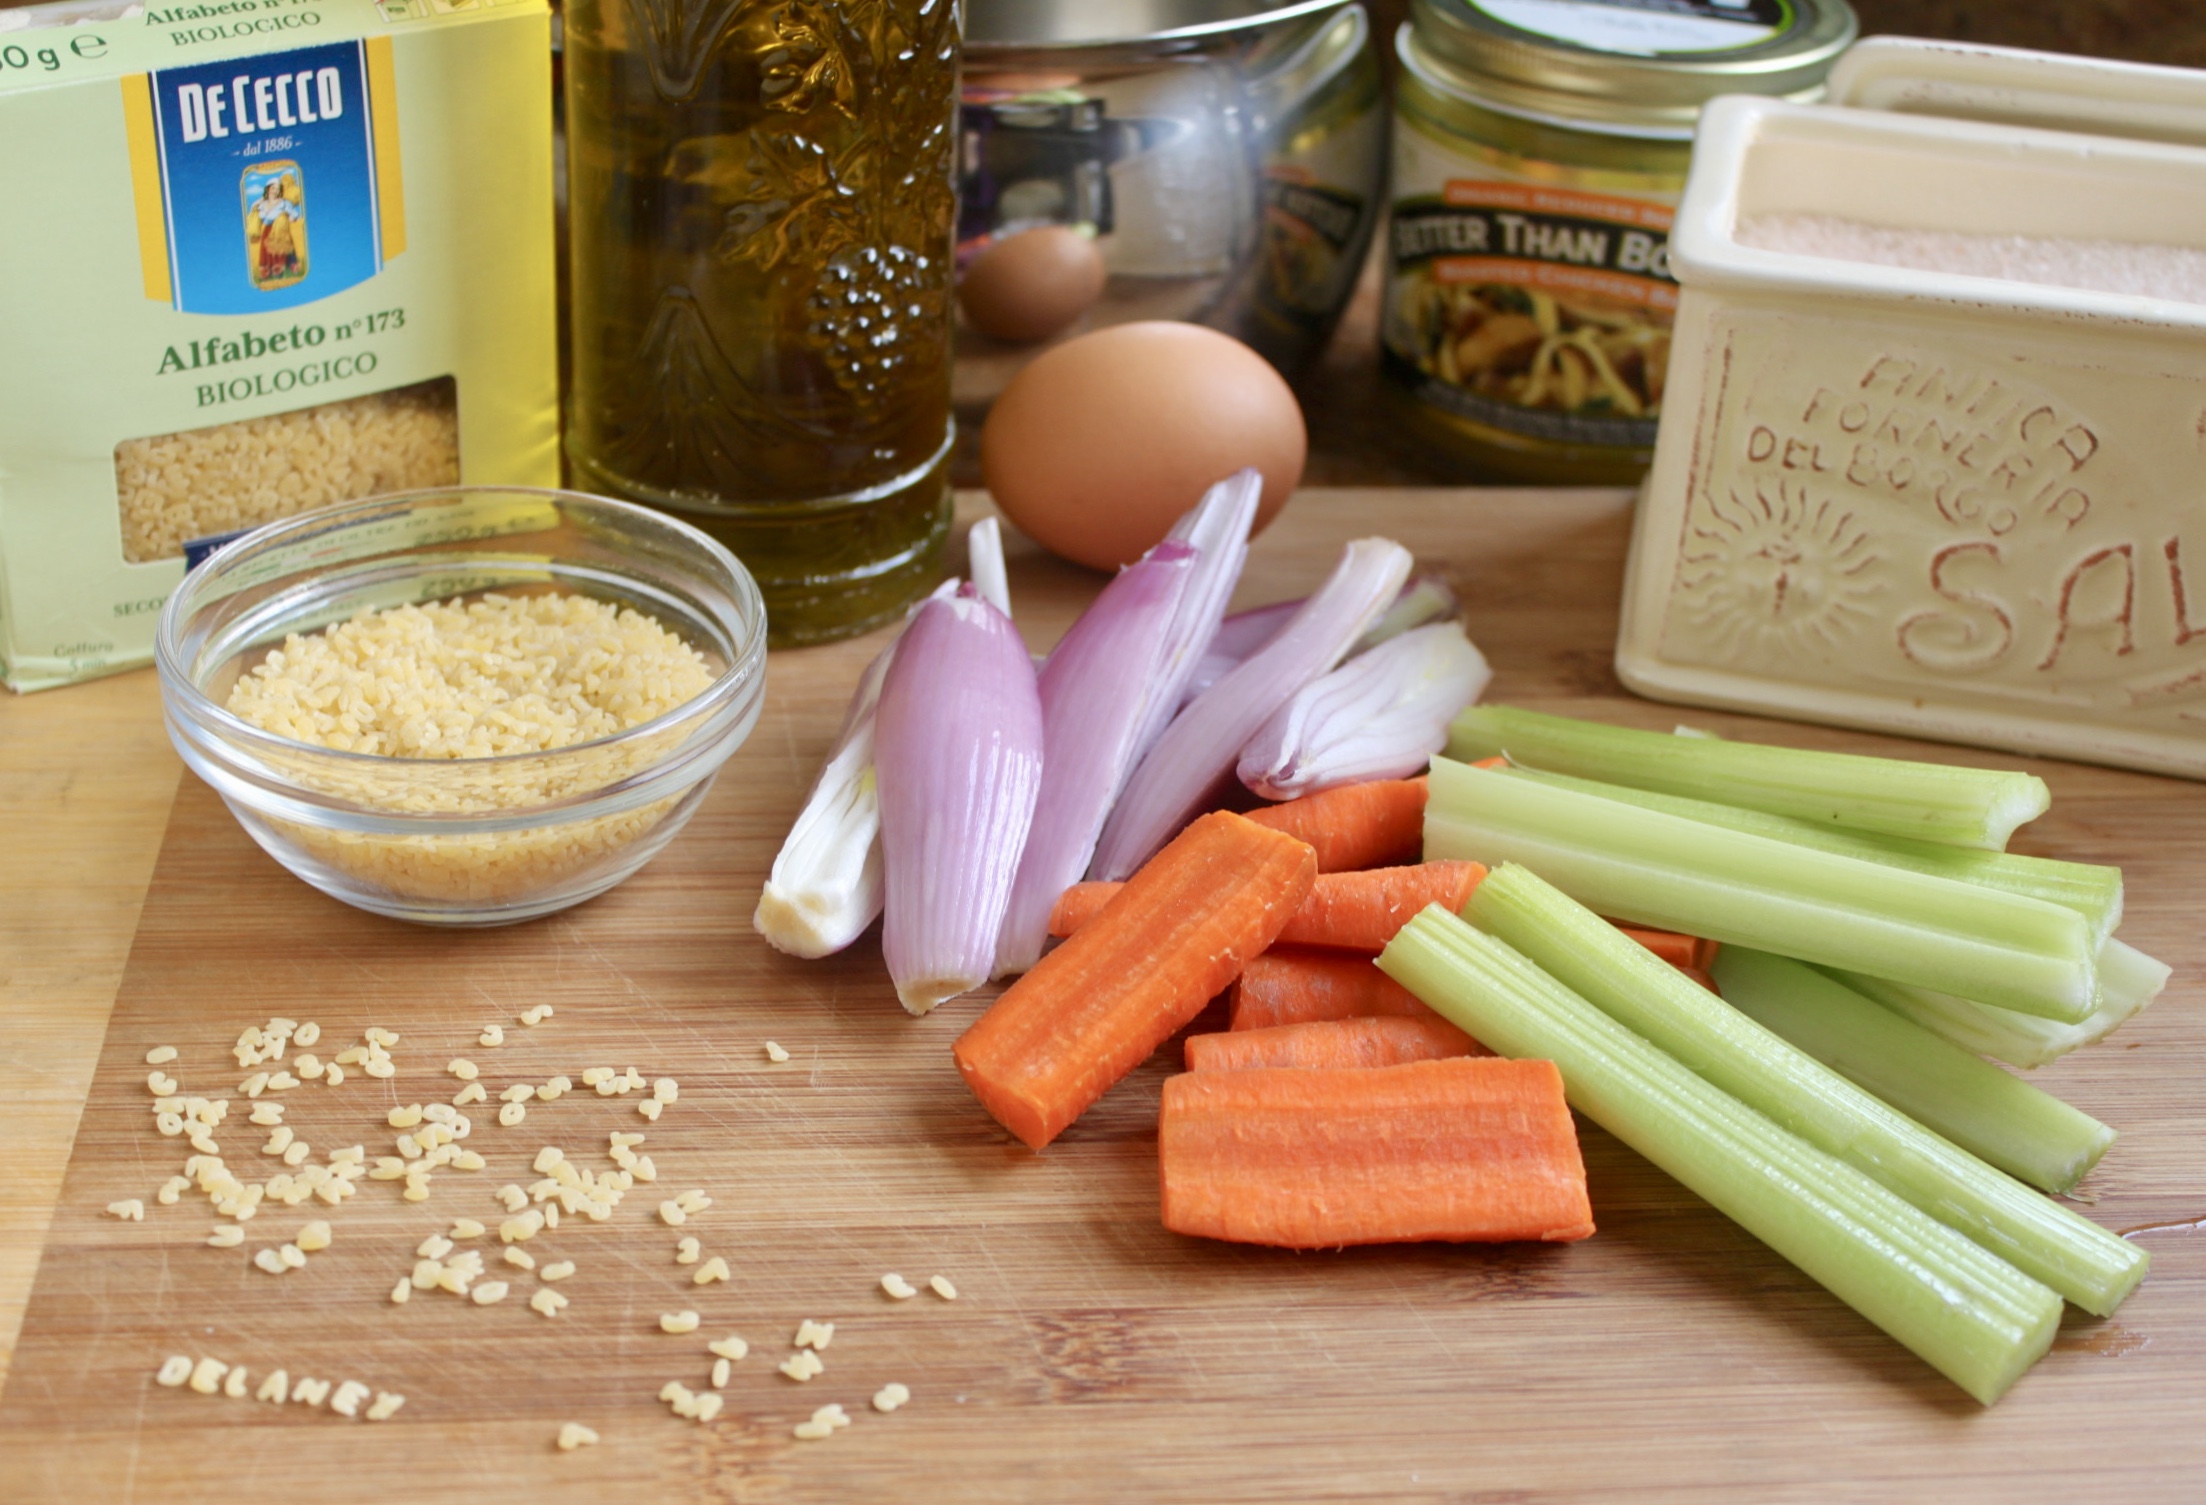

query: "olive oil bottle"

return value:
[564, 0, 960, 644]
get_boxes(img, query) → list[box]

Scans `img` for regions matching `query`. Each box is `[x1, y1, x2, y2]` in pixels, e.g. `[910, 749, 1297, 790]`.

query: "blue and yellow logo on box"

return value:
[121, 40, 405, 314]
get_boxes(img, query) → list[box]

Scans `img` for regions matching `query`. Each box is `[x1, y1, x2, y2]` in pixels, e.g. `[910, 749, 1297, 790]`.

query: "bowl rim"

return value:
[156, 484, 769, 776]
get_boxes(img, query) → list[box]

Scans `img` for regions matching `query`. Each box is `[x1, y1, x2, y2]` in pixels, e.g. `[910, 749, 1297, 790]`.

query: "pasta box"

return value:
[0, 0, 558, 691]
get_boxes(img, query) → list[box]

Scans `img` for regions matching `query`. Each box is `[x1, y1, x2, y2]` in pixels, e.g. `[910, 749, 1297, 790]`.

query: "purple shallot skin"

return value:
[993, 541, 1196, 977]
[874, 586, 1043, 1014]
[1090, 536, 1413, 880]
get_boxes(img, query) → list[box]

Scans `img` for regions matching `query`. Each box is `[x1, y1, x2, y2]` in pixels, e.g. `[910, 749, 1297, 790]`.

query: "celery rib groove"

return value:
[1423, 758, 2097, 1021]
[1447, 705, 2050, 850]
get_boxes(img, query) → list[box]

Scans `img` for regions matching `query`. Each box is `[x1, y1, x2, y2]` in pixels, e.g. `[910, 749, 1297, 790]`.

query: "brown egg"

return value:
[958, 226, 1108, 344]
[980, 322, 1306, 571]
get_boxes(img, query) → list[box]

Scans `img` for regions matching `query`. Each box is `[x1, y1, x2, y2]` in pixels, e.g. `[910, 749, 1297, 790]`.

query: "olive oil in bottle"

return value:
[564, 0, 961, 644]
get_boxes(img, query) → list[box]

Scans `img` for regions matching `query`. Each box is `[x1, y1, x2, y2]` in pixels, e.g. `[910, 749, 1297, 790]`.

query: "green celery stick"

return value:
[1714, 948, 2117, 1196]
[1468, 864, 2145, 1316]
[1489, 764, 2121, 945]
[1424, 757, 2097, 1021]
[1448, 705, 2049, 850]
[1378, 908, 2061, 1405]
[1828, 937, 2169, 1071]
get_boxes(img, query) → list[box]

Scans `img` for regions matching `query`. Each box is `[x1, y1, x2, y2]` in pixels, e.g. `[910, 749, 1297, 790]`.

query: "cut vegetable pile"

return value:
[757, 479, 2166, 1408]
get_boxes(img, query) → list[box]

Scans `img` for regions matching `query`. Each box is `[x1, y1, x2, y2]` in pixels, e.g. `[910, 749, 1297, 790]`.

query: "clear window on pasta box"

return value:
[113, 377, 461, 566]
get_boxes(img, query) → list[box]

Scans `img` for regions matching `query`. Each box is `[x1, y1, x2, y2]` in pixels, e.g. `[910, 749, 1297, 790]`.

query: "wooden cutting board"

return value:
[2, 490, 2202, 1503]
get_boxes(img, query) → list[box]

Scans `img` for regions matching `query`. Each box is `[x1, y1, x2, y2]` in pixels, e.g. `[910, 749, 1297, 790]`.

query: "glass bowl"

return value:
[155, 487, 768, 926]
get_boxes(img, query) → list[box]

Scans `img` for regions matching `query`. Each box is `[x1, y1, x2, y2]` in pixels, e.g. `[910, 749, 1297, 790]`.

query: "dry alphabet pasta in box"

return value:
[0, 0, 557, 690]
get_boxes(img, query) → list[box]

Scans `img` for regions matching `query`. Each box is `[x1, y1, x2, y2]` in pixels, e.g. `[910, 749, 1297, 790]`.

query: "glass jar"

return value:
[564, 0, 962, 644]
[1381, 0, 1855, 484]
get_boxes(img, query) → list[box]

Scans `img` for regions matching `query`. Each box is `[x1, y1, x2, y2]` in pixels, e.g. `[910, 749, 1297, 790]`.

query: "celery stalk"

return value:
[1448, 705, 2050, 850]
[1827, 938, 2169, 1070]
[1468, 865, 2145, 1315]
[1424, 758, 2098, 1021]
[1714, 949, 2117, 1196]
[1378, 908, 2061, 1405]
[1490, 764, 2121, 945]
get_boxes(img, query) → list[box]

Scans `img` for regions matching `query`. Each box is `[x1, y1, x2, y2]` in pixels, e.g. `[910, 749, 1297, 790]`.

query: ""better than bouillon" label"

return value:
[1382, 117, 1681, 450]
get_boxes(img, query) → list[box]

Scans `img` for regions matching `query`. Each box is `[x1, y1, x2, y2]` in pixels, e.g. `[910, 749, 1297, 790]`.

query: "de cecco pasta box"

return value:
[0, 0, 557, 689]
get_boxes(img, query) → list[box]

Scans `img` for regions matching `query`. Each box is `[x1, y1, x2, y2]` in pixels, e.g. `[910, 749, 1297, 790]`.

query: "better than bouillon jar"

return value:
[1383, 0, 1855, 484]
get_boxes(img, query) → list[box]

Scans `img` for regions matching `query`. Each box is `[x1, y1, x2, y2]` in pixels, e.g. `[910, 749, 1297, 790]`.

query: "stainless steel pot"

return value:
[957, 0, 1386, 402]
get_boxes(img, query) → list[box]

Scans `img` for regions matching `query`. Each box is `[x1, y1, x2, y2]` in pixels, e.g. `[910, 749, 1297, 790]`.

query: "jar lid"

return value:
[1406, 0, 1858, 138]
[966, 0, 1348, 51]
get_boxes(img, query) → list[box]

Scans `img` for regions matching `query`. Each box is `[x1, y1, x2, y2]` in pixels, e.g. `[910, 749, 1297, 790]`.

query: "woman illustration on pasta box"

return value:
[244, 165, 308, 291]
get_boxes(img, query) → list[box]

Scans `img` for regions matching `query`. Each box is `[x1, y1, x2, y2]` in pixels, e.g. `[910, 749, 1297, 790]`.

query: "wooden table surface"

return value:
[2, 489, 2202, 1502]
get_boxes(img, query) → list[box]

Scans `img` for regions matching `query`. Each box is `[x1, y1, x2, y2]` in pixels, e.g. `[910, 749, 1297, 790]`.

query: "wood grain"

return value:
[1, 491, 2203, 1503]
[0, 669, 179, 1395]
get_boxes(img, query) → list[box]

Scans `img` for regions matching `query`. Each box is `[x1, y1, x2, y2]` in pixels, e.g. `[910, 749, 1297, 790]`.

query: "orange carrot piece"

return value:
[1184, 1016, 1489, 1072]
[955, 811, 1316, 1150]
[1679, 964, 1721, 996]
[1610, 923, 1721, 972]
[1047, 881, 1119, 938]
[1228, 947, 1438, 1030]
[1056, 861, 1485, 954]
[1158, 1058, 1594, 1248]
[1615, 926, 1700, 970]
[1273, 861, 1485, 950]
[1240, 776, 1428, 872]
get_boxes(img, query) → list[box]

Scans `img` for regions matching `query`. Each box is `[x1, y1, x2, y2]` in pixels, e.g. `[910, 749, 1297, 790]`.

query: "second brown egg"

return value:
[958, 226, 1109, 344]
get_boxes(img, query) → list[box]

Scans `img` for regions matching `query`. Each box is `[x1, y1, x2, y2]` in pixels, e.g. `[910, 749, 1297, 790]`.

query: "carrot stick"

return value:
[1185, 1016, 1489, 1072]
[1054, 861, 1486, 953]
[1227, 947, 1700, 1024]
[1158, 1058, 1595, 1248]
[1615, 926, 1699, 970]
[1228, 947, 1439, 1030]
[954, 811, 1316, 1150]
[1240, 776, 1428, 872]
[1275, 861, 1484, 950]
[1047, 881, 1121, 938]
[1609, 924, 1724, 973]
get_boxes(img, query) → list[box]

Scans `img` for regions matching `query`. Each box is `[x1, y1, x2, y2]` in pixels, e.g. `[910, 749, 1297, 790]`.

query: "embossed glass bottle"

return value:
[564, 0, 961, 644]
